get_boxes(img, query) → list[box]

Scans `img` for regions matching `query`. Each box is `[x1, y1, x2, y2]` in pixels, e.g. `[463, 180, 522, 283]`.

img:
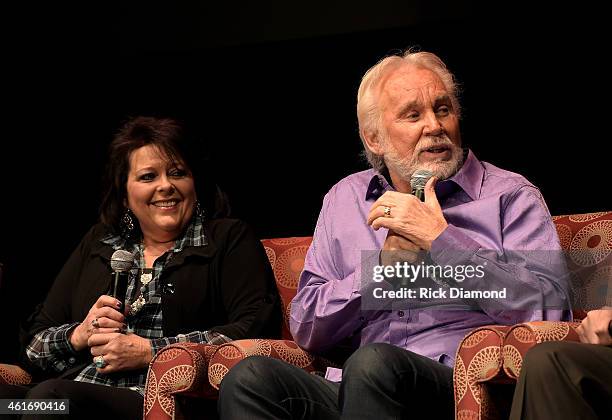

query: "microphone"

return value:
[109, 250, 134, 312]
[410, 169, 433, 201]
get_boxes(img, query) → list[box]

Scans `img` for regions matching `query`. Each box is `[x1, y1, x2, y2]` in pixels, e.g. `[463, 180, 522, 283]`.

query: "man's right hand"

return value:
[576, 307, 612, 346]
[69, 295, 126, 351]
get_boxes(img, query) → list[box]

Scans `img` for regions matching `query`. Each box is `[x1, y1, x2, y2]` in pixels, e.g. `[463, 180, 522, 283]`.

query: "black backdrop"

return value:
[0, 1, 608, 362]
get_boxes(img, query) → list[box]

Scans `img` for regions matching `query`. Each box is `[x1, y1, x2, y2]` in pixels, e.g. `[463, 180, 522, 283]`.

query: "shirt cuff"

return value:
[150, 337, 174, 356]
[430, 224, 481, 267]
[61, 322, 82, 355]
[149, 331, 233, 357]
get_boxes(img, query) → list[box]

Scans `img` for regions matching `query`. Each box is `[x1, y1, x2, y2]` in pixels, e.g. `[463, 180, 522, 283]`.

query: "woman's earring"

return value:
[195, 200, 204, 218]
[120, 209, 135, 237]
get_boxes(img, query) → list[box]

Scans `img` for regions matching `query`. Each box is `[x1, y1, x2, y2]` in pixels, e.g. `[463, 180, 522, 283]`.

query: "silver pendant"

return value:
[140, 272, 152, 286]
[130, 295, 146, 315]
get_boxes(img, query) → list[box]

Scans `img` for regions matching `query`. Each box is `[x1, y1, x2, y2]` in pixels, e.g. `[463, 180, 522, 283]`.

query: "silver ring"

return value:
[383, 206, 392, 217]
[94, 355, 107, 368]
[91, 318, 100, 328]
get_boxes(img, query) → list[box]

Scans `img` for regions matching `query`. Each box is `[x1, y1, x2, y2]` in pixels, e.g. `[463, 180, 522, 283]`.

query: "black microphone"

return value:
[109, 250, 134, 312]
[410, 169, 433, 202]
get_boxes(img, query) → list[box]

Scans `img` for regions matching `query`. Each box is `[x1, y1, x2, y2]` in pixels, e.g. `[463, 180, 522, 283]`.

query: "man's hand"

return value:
[380, 230, 421, 266]
[89, 332, 153, 373]
[367, 177, 448, 250]
[576, 307, 612, 346]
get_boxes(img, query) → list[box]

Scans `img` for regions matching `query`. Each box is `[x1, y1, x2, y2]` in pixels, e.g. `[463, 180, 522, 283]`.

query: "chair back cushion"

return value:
[261, 237, 313, 340]
[552, 211, 612, 315]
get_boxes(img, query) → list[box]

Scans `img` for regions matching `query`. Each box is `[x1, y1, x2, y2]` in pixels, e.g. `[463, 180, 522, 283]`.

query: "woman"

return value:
[2, 116, 280, 418]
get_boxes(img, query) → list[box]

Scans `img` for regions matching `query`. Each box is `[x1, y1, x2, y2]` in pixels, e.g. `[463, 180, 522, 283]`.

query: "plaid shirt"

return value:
[26, 215, 232, 395]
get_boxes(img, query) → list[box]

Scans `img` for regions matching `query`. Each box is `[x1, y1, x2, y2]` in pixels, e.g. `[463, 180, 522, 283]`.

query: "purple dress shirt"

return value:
[290, 150, 570, 381]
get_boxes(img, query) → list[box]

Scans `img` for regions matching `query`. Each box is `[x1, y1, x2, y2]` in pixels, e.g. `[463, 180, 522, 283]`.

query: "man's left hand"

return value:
[367, 177, 448, 250]
[89, 332, 153, 373]
[576, 307, 612, 346]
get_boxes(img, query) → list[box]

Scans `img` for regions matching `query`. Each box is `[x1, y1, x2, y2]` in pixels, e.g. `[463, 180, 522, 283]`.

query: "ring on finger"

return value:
[91, 318, 100, 328]
[94, 355, 107, 368]
[383, 206, 392, 217]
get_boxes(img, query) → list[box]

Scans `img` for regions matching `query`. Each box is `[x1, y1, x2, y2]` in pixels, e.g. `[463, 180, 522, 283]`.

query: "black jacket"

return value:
[21, 218, 281, 376]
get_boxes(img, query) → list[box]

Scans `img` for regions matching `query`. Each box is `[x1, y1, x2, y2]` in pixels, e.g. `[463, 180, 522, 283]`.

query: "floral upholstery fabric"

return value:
[454, 211, 612, 420]
[208, 339, 338, 390]
[553, 212, 612, 313]
[0, 363, 31, 385]
[502, 321, 581, 380]
[144, 342, 218, 420]
[454, 326, 510, 420]
[261, 237, 312, 340]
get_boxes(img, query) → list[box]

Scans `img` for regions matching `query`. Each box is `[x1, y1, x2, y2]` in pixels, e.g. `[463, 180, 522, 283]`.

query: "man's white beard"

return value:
[382, 133, 464, 183]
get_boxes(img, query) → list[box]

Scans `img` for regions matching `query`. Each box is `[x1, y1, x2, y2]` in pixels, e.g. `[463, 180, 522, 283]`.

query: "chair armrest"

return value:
[208, 339, 339, 390]
[502, 321, 581, 379]
[0, 364, 32, 385]
[144, 343, 219, 420]
[454, 325, 510, 420]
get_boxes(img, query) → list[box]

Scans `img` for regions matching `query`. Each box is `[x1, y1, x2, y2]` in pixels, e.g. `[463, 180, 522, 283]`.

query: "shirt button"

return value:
[398, 311, 404, 317]
[68, 357, 76, 364]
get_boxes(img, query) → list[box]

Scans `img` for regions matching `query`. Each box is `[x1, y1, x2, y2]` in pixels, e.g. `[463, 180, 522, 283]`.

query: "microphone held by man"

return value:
[410, 169, 433, 202]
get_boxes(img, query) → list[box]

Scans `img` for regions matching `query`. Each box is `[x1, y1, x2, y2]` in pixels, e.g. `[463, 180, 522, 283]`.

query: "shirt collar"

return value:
[100, 215, 208, 252]
[445, 149, 484, 201]
[365, 148, 484, 202]
[365, 167, 393, 201]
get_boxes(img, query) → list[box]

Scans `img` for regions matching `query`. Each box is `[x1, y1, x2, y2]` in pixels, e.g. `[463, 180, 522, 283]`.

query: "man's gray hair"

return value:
[357, 49, 461, 171]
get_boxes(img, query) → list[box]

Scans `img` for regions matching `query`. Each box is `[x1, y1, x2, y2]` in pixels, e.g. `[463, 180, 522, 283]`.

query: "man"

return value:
[510, 307, 612, 419]
[218, 49, 570, 419]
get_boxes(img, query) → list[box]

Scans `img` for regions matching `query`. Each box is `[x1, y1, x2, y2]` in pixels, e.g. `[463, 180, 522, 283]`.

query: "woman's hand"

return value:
[88, 332, 153, 373]
[69, 295, 126, 351]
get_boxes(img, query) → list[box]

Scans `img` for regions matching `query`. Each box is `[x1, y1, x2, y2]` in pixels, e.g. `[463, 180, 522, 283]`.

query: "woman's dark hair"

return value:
[99, 116, 230, 235]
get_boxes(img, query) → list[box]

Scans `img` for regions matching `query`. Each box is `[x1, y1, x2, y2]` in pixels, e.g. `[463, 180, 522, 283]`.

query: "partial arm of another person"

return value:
[576, 307, 612, 346]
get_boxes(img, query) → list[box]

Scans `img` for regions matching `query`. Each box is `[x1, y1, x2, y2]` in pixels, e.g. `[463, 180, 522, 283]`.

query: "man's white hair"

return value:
[357, 49, 461, 171]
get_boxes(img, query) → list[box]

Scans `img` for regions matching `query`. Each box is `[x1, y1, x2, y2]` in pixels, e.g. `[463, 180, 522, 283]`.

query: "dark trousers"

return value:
[218, 342, 454, 420]
[0, 379, 143, 419]
[510, 341, 612, 420]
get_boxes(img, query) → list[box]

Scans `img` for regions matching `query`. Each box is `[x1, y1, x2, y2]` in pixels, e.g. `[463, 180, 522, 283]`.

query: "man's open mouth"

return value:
[423, 145, 450, 154]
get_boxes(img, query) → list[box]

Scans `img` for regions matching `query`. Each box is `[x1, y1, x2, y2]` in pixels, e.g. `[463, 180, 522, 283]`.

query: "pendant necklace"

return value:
[129, 244, 165, 316]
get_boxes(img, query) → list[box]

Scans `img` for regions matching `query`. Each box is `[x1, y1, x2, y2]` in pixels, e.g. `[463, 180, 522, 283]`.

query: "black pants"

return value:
[217, 343, 454, 420]
[510, 341, 612, 420]
[0, 379, 143, 419]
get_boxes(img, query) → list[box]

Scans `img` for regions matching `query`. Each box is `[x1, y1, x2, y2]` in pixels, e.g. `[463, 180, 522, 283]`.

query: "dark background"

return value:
[1, 1, 608, 362]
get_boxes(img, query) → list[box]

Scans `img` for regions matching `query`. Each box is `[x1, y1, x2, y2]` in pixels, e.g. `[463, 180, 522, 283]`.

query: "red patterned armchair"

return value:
[143, 237, 341, 419]
[454, 211, 612, 420]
